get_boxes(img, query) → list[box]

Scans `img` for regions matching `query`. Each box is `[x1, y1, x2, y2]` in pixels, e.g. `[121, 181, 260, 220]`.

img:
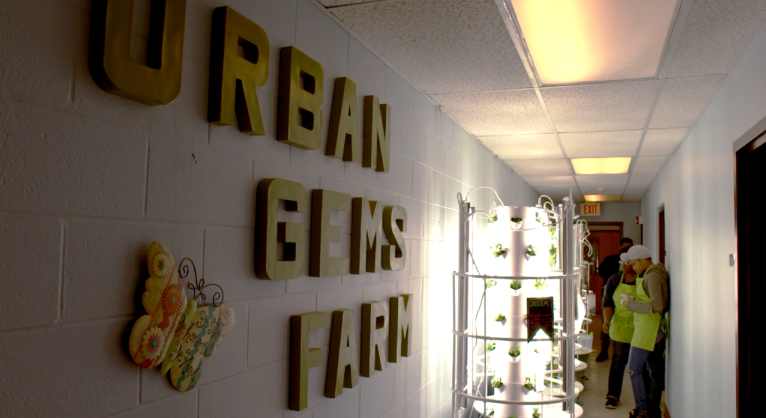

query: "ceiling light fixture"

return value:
[572, 157, 631, 175]
[584, 194, 622, 202]
[509, 0, 679, 85]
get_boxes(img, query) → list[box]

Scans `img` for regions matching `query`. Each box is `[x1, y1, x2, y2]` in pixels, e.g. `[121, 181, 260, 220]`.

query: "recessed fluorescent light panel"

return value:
[572, 157, 632, 174]
[509, 0, 679, 85]
[585, 194, 622, 202]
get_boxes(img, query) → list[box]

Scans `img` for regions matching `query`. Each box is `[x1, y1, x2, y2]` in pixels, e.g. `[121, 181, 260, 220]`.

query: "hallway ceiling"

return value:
[317, 0, 766, 202]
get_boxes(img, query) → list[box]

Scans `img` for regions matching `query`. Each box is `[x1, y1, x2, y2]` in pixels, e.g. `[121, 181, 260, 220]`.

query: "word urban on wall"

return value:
[89, 2, 391, 172]
[289, 294, 413, 411]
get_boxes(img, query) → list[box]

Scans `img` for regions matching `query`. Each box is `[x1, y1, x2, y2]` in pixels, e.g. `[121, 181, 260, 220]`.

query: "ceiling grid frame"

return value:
[317, 0, 766, 202]
[493, 0, 584, 199]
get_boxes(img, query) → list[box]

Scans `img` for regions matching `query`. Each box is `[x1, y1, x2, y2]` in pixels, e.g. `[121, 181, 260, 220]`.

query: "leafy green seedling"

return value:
[510, 280, 522, 290]
[488, 214, 498, 224]
[486, 279, 497, 288]
[491, 243, 507, 258]
[533, 408, 541, 418]
[526, 245, 537, 256]
[494, 313, 506, 322]
[509, 344, 521, 357]
[486, 341, 496, 352]
[491, 377, 503, 388]
[524, 377, 535, 390]
[535, 212, 546, 226]
[534, 278, 547, 290]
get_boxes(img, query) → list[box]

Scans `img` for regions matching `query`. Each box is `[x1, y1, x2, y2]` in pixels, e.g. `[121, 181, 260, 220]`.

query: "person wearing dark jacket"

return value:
[596, 237, 633, 362]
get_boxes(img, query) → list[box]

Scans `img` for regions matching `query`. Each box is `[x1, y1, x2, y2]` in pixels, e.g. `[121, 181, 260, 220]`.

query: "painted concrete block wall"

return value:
[0, 1, 539, 418]
[640, 25, 766, 418]
[580, 202, 641, 244]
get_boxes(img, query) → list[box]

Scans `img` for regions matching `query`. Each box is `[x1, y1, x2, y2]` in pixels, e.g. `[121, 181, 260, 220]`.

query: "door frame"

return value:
[734, 129, 766, 418]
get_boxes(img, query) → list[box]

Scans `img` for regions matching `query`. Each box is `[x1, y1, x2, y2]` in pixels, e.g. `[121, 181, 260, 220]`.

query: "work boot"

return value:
[596, 351, 609, 362]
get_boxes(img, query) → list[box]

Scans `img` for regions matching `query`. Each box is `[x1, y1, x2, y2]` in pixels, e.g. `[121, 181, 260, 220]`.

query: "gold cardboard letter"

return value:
[350, 198, 382, 274]
[362, 95, 391, 172]
[255, 179, 306, 280]
[278, 47, 324, 149]
[326, 78, 359, 162]
[208, 6, 270, 135]
[89, 0, 186, 105]
[382, 206, 407, 271]
[361, 301, 389, 377]
[289, 311, 332, 411]
[325, 309, 359, 398]
[388, 294, 413, 363]
[309, 190, 350, 277]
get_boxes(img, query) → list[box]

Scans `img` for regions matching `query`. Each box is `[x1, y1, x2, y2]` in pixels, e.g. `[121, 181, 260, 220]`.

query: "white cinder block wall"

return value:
[0, 1, 539, 418]
[640, 23, 766, 418]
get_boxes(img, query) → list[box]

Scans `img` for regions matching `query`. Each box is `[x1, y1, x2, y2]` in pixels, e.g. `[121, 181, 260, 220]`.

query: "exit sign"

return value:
[581, 203, 601, 216]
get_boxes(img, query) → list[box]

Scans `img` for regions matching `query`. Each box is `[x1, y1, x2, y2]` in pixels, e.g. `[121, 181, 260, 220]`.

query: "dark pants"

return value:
[607, 341, 633, 400]
[600, 285, 611, 354]
[628, 334, 666, 416]
[601, 327, 611, 353]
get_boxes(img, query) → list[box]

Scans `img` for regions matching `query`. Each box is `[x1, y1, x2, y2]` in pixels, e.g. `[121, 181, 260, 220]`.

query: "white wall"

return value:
[0, 1, 539, 418]
[640, 25, 766, 418]
[581, 202, 641, 244]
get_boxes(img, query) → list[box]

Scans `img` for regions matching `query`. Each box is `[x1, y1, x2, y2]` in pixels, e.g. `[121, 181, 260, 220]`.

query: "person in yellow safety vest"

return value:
[621, 245, 669, 418]
[601, 253, 638, 410]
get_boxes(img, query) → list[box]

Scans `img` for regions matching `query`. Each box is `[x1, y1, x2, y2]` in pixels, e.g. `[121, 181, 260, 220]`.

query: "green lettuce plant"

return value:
[491, 376, 503, 388]
[491, 243, 507, 258]
[526, 244, 537, 256]
[494, 313, 506, 322]
[509, 344, 521, 357]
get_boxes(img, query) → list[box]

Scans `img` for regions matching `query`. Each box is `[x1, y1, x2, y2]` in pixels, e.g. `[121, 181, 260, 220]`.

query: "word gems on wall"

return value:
[289, 294, 413, 410]
[255, 178, 407, 281]
[90, 2, 391, 172]
[128, 242, 234, 391]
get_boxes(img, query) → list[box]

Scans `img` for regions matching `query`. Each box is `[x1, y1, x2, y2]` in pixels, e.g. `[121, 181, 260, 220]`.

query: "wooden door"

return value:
[735, 132, 766, 418]
[585, 224, 623, 315]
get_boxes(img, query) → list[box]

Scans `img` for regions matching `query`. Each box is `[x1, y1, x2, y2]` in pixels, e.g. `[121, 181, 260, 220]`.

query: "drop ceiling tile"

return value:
[633, 156, 669, 174]
[523, 176, 577, 188]
[331, 0, 533, 94]
[579, 186, 626, 195]
[478, 134, 563, 160]
[640, 128, 687, 156]
[649, 76, 725, 128]
[434, 90, 551, 136]
[541, 80, 661, 132]
[621, 191, 646, 202]
[534, 187, 583, 203]
[319, 0, 375, 6]
[627, 173, 657, 189]
[663, 0, 766, 78]
[505, 159, 572, 176]
[575, 174, 629, 188]
[559, 130, 642, 158]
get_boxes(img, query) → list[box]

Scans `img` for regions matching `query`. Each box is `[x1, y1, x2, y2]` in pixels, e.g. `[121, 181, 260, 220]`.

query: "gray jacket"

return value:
[627, 263, 669, 315]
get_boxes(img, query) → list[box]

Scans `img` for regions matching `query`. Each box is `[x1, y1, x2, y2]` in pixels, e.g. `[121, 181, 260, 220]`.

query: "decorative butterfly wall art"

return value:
[128, 241, 235, 391]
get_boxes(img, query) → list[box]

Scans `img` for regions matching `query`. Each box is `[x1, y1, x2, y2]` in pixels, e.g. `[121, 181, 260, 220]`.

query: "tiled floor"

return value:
[577, 315, 635, 418]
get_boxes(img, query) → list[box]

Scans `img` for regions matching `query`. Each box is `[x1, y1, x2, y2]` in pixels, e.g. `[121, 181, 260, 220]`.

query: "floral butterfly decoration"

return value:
[128, 241, 235, 391]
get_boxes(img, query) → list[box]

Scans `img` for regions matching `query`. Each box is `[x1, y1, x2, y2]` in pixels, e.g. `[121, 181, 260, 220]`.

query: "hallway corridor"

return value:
[579, 315, 638, 418]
